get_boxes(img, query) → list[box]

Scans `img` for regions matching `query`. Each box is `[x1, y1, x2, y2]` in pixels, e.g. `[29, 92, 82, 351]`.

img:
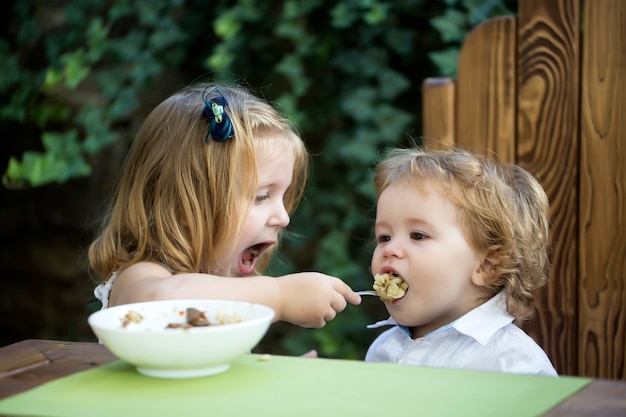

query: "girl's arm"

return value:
[109, 261, 361, 328]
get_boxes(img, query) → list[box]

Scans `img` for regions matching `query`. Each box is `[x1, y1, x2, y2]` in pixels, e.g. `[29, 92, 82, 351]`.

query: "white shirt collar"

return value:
[367, 291, 514, 345]
[451, 292, 514, 345]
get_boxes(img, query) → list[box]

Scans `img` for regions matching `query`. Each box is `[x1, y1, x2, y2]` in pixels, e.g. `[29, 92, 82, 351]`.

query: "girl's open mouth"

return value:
[240, 242, 272, 275]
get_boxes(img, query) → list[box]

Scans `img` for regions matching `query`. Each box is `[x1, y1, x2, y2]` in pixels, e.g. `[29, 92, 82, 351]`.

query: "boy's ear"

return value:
[471, 249, 499, 287]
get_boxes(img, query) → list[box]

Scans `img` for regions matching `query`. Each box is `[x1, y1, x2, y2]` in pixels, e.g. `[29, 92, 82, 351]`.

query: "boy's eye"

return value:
[410, 232, 427, 240]
[255, 193, 270, 203]
[376, 235, 390, 243]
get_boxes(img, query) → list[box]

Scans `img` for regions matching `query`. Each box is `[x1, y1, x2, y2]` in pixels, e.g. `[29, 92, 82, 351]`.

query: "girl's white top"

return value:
[365, 291, 558, 376]
[93, 272, 118, 310]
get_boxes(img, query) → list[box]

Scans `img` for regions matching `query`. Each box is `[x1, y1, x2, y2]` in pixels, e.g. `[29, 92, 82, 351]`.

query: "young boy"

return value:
[365, 147, 557, 376]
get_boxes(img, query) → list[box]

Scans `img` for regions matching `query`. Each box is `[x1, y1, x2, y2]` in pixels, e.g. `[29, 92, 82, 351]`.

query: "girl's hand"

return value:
[276, 273, 361, 328]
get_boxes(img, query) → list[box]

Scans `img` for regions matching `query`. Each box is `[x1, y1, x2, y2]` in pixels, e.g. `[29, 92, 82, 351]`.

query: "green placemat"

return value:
[0, 354, 590, 417]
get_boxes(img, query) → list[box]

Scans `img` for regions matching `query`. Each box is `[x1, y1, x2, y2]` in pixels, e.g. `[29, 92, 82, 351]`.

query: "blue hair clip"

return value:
[202, 87, 234, 143]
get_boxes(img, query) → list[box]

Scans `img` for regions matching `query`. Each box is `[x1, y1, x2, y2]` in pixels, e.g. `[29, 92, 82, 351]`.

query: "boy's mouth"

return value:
[373, 271, 408, 301]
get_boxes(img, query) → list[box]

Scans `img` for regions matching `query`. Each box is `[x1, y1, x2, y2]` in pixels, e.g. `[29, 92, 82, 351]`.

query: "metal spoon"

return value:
[356, 290, 378, 296]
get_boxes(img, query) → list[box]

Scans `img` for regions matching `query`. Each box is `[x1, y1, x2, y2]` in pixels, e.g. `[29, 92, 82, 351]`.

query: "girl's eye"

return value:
[410, 232, 427, 240]
[255, 193, 270, 204]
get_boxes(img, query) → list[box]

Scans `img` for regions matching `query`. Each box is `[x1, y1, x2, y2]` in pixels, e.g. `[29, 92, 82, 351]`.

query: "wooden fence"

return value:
[421, 0, 625, 379]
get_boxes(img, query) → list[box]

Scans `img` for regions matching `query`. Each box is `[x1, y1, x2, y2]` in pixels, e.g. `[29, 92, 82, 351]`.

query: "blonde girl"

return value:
[89, 83, 360, 330]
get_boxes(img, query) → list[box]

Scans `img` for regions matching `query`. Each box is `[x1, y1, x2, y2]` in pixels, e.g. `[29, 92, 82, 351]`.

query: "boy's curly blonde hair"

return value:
[89, 83, 308, 280]
[374, 147, 550, 321]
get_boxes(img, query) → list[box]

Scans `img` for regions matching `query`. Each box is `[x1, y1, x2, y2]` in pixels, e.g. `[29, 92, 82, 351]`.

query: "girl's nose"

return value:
[270, 203, 290, 227]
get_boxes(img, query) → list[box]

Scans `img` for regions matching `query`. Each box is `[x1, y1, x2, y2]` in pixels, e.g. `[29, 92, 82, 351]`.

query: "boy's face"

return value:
[371, 181, 490, 338]
[213, 144, 294, 277]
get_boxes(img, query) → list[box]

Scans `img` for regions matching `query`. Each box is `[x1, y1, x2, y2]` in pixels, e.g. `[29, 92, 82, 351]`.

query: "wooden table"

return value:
[1, 339, 625, 416]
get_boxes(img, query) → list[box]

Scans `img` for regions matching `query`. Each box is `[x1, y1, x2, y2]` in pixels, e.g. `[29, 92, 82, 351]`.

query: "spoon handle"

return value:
[356, 290, 378, 296]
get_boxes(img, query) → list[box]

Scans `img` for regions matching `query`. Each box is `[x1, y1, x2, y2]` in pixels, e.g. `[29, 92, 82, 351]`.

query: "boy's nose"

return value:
[382, 239, 404, 258]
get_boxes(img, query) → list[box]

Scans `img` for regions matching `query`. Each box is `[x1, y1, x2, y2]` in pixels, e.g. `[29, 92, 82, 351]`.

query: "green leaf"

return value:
[428, 47, 460, 77]
[430, 9, 468, 43]
[60, 50, 90, 89]
[363, 2, 390, 25]
[214, 11, 242, 39]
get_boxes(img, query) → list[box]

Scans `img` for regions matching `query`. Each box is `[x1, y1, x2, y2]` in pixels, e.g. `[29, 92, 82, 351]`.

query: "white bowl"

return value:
[88, 299, 274, 379]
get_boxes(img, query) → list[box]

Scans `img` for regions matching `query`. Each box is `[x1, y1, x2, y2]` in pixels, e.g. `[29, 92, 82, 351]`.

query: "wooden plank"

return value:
[456, 15, 516, 163]
[578, 0, 626, 380]
[0, 340, 116, 400]
[421, 77, 455, 150]
[0, 340, 49, 378]
[544, 379, 626, 416]
[516, 0, 580, 376]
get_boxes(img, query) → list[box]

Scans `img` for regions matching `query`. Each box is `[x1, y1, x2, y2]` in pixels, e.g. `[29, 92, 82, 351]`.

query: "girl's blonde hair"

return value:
[89, 83, 308, 279]
[374, 147, 550, 321]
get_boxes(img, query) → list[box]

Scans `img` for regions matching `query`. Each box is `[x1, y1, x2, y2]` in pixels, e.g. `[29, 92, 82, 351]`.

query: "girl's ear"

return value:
[471, 249, 499, 287]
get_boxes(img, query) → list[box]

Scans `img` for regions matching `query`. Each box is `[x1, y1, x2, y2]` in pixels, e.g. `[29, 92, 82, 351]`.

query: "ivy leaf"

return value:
[430, 8, 468, 43]
[428, 47, 460, 78]
[3, 131, 92, 188]
[214, 10, 243, 39]
[59, 50, 90, 90]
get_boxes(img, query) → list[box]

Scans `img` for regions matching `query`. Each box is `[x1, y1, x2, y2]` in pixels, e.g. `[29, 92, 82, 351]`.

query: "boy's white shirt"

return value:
[365, 291, 558, 376]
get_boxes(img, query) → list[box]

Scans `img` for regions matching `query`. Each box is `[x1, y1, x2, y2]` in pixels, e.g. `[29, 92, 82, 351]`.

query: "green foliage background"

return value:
[1, 0, 515, 358]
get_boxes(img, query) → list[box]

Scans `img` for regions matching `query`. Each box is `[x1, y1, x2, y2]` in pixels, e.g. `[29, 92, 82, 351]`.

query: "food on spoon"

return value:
[373, 273, 408, 301]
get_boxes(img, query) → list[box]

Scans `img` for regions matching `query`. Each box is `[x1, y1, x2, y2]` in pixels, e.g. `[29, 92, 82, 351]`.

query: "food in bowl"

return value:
[88, 299, 274, 379]
[373, 273, 408, 301]
[118, 306, 243, 329]
[165, 307, 212, 328]
[121, 310, 143, 327]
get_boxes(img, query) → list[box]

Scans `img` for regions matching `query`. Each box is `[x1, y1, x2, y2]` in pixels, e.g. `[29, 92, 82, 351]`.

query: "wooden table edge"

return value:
[0, 339, 116, 401]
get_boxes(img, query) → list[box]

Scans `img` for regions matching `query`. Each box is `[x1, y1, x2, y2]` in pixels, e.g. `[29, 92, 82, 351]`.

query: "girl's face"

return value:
[371, 181, 490, 339]
[214, 144, 294, 277]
